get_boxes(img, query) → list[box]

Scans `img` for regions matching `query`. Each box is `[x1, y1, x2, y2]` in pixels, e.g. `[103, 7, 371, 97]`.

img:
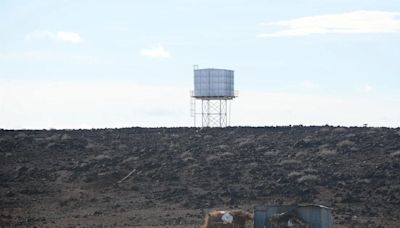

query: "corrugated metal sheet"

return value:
[254, 204, 333, 228]
[194, 68, 234, 98]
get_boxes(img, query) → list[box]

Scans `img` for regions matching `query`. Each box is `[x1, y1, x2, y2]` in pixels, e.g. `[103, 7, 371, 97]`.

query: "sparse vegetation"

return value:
[1, 126, 399, 227]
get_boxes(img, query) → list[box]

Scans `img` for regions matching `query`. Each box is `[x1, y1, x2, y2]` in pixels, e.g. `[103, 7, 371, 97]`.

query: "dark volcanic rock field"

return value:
[1, 126, 400, 227]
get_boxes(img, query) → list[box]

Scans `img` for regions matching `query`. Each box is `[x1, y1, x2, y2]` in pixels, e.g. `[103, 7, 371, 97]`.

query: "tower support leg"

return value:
[196, 99, 229, 127]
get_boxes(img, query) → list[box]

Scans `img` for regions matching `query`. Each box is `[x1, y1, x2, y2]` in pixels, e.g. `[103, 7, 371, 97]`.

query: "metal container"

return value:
[254, 204, 333, 228]
[193, 68, 234, 98]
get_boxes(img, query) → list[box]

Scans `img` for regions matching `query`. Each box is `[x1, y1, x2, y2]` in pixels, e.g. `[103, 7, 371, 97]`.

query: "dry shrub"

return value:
[318, 148, 337, 156]
[390, 151, 400, 157]
[14, 133, 27, 139]
[46, 134, 60, 141]
[118, 144, 129, 150]
[180, 150, 194, 162]
[319, 127, 331, 133]
[206, 154, 219, 162]
[235, 137, 255, 148]
[297, 175, 319, 183]
[288, 171, 303, 178]
[221, 152, 234, 157]
[247, 162, 258, 169]
[304, 168, 318, 174]
[279, 159, 301, 166]
[318, 143, 330, 149]
[333, 127, 347, 133]
[180, 150, 192, 159]
[217, 144, 230, 151]
[94, 154, 111, 161]
[204, 135, 213, 140]
[121, 156, 138, 164]
[303, 136, 313, 143]
[255, 146, 266, 152]
[264, 151, 279, 156]
[337, 140, 355, 148]
[46, 142, 56, 149]
[61, 134, 71, 141]
[85, 142, 97, 150]
[295, 151, 309, 157]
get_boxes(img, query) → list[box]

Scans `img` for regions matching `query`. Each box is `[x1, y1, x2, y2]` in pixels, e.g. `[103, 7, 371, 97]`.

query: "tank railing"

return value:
[191, 90, 238, 98]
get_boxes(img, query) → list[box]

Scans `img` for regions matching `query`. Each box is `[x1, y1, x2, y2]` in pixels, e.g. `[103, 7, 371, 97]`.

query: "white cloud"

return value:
[140, 45, 171, 58]
[0, 51, 53, 61]
[26, 30, 82, 43]
[301, 80, 320, 89]
[55, 31, 82, 43]
[363, 84, 374, 93]
[0, 51, 108, 64]
[258, 10, 400, 37]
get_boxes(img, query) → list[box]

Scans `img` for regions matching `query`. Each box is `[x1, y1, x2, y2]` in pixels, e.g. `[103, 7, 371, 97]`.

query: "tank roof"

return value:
[194, 68, 234, 72]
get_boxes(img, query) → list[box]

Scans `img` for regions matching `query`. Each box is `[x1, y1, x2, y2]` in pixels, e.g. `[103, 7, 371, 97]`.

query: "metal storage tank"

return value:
[193, 68, 234, 98]
[254, 204, 333, 228]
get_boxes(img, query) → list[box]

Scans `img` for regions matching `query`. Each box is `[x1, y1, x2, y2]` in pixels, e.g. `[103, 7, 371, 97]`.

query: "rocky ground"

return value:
[1, 126, 400, 227]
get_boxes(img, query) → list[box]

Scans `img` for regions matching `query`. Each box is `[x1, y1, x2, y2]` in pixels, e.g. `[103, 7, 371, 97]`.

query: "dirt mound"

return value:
[0, 126, 399, 227]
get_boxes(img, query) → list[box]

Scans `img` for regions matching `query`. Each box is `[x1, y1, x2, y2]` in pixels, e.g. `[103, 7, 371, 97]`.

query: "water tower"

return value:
[190, 66, 237, 127]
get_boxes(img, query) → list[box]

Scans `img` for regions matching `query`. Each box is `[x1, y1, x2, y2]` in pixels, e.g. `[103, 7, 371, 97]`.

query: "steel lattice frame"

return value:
[191, 97, 231, 127]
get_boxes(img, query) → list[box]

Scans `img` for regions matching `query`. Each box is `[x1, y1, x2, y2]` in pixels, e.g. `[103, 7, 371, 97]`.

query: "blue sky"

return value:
[1, 0, 400, 128]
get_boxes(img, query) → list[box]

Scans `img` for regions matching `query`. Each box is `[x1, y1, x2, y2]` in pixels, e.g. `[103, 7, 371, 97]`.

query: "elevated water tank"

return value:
[193, 68, 234, 98]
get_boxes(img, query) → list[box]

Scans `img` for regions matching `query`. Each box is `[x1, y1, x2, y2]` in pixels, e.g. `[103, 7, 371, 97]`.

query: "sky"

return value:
[0, 0, 400, 129]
